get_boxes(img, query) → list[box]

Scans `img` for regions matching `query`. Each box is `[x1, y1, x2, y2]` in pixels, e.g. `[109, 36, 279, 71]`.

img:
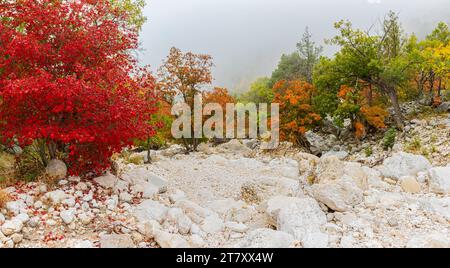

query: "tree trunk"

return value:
[428, 71, 435, 105]
[438, 78, 442, 98]
[387, 88, 404, 129]
[146, 136, 151, 164]
[368, 84, 373, 106]
[48, 141, 57, 160]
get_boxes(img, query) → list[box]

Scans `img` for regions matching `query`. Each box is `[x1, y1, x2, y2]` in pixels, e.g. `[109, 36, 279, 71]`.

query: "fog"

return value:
[139, 0, 450, 93]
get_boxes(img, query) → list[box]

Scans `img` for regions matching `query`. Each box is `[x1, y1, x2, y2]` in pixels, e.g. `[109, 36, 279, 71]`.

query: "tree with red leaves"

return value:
[0, 0, 158, 176]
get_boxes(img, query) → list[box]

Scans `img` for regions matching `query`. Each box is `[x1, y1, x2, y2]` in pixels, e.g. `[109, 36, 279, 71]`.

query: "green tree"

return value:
[312, 56, 347, 117]
[427, 22, 450, 44]
[270, 28, 322, 87]
[409, 22, 450, 102]
[297, 27, 323, 83]
[239, 77, 274, 105]
[269, 52, 304, 87]
[324, 12, 413, 129]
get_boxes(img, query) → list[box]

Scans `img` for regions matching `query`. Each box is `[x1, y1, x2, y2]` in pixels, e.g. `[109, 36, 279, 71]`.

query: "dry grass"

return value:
[0, 152, 16, 188]
[0, 189, 10, 209]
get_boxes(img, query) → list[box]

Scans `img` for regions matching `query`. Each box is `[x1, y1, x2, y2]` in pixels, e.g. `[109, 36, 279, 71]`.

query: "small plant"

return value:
[307, 174, 316, 185]
[430, 145, 438, 154]
[365, 146, 373, 157]
[430, 135, 438, 143]
[383, 127, 397, 150]
[14, 145, 46, 182]
[406, 136, 422, 153]
[127, 155, 145, 165]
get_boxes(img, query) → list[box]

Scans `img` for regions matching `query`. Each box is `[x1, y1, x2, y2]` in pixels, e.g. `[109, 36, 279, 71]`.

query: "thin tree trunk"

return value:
[428, 71, 435, 105]
[146, 136, 151, 164]
[387, 88, 404, 129]
[48, 141, 57, 160]
[438, 78, 442, 98]
[368, 84, 373, 106]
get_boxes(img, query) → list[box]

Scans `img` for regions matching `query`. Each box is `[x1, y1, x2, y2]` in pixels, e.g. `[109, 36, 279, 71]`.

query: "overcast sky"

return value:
[139, 0, 450, 92]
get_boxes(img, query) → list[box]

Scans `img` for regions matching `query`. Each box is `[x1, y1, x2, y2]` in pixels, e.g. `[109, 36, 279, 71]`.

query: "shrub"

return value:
[14, 143, 47, 182]
[273, 80, 322, 146]
[364, 146, 373, 157]
[383, 128, 397, 150]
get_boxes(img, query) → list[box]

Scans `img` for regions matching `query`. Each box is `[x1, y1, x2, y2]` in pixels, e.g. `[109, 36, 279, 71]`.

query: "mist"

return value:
[138, 0, 450, 93]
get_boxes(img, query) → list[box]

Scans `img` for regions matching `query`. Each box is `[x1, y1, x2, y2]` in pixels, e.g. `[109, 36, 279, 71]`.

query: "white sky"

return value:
[138, 0, 450, 92]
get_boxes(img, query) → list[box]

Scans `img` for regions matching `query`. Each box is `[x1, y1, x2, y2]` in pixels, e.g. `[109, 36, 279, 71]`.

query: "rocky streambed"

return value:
[1, 136, 450, 248]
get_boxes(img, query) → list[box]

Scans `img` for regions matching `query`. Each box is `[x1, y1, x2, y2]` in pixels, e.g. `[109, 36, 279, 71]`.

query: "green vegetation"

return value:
[383, 128, 397, 150]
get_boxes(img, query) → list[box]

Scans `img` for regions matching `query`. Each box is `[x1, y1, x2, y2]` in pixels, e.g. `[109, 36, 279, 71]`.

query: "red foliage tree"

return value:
[0, 0, 158, 176]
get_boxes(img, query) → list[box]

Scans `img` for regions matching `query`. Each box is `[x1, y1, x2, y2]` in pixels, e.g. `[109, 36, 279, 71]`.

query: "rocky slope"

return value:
[1, 114, 449, 248]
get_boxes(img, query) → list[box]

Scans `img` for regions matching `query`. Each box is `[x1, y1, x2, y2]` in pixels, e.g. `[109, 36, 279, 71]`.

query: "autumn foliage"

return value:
[203, 87, 236, 108]
[273, 80, 321, 145]
[157, 47, 214, 151]
[158, 47, 214, 106]
[0, 0, 158, 175]
[335, 85, 388, 138]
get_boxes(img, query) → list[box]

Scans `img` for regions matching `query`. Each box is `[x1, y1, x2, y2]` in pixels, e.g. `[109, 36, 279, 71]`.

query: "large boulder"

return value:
[276, 197, 328, 248]
[206, 199, 256, 223]
[45, 159, 67, 180]
[428, 167, 450, 194]
[94, 173, 118, 189]
[265, 196, 300, 226]
[122, 167, 168, 194]
[240, 177, 299, 204]
[322, 150, 348, 160]
[266, 158, 300, 179]
[176, 200, 213, 224]
[154, 230, 190, 248]
[5, 200, 27, 216]
[379, 152, 431, 180]
[400, 176, 421, 193]
[312, 176, 364, 212]
[305, 131, 331, 155]
[166, 208, 192, 235]
[292, 152, 319, 183]
[407, 232, 450, 248]
[1, 219, 23, 236]
[436, 102, 450, 113]
[133, 200, 168, 224]
[200, 214, 224, 234]
[315, 156, 368, 189]
[216, 139, 251, 154]
[234, 228, 294, 248]
[43, 190, 69, 205]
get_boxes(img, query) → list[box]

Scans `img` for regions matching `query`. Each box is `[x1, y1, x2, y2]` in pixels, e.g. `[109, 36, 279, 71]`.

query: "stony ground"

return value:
[1, 111, 449, 248]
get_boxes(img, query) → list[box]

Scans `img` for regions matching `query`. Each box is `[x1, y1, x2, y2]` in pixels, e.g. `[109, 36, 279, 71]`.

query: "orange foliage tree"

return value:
[273, 80, 321, 147]
[157, 47, 214, 151]
[203, 87, 236, 109]
[158, 47, 213, 106]
[334, 85, 388, 139]
[202, 87, 236, 139]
